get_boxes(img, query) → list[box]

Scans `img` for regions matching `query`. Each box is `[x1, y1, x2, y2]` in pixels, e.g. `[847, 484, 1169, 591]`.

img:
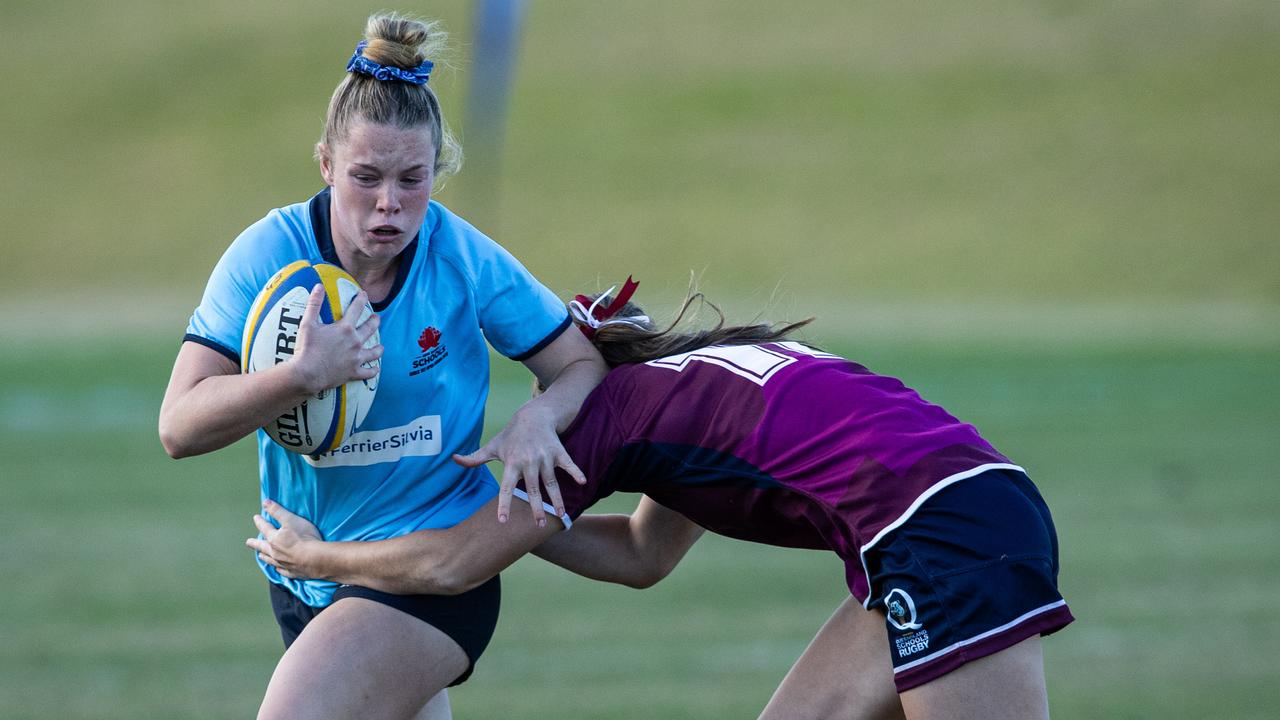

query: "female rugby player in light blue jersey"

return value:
[250, 283, 1073, 720]
[159, 13, 606, 720]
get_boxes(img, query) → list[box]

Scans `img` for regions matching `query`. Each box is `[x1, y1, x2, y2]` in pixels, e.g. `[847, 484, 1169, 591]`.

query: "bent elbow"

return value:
[158, 423, 192, 459]
[623, 561, 672, 590]
[623, 575, 659, 590]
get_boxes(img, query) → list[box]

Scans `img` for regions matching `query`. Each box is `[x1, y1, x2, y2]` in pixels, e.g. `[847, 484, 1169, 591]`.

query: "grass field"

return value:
[2, 1, 1278, 307]
[2, 334, 1276, 718]
[3, 0, 1278, 716]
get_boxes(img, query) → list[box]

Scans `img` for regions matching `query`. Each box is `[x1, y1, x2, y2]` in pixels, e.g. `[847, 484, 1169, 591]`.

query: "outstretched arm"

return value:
[533, 496, 705, 588]
[249, 494, 704, 596]
[249, 495, 560, 596]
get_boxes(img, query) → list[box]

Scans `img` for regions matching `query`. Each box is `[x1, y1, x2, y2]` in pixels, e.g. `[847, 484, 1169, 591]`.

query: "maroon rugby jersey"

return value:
[555, 342, 1023, 602]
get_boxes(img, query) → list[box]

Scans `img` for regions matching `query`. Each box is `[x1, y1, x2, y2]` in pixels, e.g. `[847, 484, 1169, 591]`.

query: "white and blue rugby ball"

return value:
[241, 260, 380, 455]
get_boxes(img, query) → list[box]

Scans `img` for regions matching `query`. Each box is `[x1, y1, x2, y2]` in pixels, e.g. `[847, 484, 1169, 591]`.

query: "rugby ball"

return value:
[241, 260, 380, 455]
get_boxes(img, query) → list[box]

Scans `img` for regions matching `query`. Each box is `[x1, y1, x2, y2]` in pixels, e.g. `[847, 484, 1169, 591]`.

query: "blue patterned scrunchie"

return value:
[346, 40, 434, 86]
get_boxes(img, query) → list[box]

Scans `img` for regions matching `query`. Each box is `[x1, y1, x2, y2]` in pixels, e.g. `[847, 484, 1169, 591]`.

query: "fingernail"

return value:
[499, 514, 508, 523]
[538, 518, 546, 528]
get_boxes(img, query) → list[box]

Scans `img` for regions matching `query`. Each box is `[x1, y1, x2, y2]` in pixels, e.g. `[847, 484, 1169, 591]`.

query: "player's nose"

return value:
[375, 184, 401, 213]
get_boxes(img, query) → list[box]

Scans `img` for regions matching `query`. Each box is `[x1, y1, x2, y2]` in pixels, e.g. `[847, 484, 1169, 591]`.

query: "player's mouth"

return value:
[368, 225, 403, 240]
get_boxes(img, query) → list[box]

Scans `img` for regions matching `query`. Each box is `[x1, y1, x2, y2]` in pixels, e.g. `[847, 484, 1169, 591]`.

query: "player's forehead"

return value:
[334, 118, 435, 173]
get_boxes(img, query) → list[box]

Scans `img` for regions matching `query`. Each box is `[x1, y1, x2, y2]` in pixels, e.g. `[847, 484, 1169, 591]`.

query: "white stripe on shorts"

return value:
[893, 599, 1067, 674]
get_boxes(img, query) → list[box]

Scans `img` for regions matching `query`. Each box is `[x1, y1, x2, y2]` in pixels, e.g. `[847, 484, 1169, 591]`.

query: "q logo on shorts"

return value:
[884, 588, 923, 631]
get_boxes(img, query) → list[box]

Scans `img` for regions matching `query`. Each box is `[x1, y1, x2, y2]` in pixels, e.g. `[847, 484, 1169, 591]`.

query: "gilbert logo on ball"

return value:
[241, 260, 380, 455]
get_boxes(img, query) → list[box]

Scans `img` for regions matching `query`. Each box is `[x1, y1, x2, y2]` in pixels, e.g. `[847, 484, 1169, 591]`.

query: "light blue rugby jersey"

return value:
[186, 188, 570, 606]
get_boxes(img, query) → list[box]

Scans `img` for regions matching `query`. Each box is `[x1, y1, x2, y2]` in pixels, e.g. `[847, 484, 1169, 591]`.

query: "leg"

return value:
[759, 597, 905, 720]
[258, 597, 469, 720]
[898, 636, 1048, 720]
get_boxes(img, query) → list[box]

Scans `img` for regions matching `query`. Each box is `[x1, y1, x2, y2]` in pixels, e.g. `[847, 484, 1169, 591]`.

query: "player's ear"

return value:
[317, 143, 334, 186]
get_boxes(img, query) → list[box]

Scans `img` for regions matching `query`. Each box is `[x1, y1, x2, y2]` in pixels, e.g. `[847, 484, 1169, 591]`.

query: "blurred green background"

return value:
[2, 1, 1277, 718]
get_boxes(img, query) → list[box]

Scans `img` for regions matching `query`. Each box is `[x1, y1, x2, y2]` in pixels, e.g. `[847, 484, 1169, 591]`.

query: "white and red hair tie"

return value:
[569, 276, 649, 339]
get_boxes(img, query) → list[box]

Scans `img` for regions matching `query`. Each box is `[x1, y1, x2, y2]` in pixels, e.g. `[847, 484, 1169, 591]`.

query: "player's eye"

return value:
[353, 174, 378, 184]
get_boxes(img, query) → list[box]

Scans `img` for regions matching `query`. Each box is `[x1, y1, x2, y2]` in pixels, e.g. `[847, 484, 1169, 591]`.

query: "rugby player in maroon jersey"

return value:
[249, 280, 1073, 719]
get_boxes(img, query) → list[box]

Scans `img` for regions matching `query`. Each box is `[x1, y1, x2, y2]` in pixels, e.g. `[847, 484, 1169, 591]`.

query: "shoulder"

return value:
[591, 362, 676, 413]
[423, 201, 522, 272]
[219, 198, 315, 272]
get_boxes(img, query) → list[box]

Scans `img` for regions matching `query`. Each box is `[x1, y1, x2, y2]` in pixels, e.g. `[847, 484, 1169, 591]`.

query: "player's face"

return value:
[320, 118, 435, 266]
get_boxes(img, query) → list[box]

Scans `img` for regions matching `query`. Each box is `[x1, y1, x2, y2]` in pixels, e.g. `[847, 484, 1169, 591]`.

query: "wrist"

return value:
[283, 359, 325, 397]
[294, 538, 335, 581]
[512, 400, 557, 425]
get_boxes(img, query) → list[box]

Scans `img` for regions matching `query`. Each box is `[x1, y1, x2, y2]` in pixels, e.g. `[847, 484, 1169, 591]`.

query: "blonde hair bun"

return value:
[360, 13, 446, 71]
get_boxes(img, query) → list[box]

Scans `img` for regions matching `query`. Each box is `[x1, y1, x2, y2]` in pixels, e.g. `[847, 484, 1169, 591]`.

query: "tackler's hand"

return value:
[452, 406, 584, 528]
[245, 499, 325, 579]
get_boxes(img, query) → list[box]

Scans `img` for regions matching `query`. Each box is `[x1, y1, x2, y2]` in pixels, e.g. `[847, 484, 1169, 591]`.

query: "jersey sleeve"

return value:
[185, 210, 308, 365]
[430, 204, 570, 360]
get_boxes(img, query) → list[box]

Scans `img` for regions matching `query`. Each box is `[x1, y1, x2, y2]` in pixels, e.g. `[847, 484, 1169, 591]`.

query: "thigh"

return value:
[759, 597, 905, 720]
[258, 597, 469, 720]
[898, 636, 1047, 720]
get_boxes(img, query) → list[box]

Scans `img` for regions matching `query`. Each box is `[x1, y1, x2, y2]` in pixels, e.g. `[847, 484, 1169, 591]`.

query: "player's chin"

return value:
[360, 236, 411, 258]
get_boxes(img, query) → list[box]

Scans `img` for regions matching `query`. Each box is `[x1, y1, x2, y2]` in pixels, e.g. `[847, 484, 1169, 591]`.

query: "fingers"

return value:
[300, 284, 326, 327]
[452, 447, 498, 468]
[252, 513, 277, 537]
[523, 459, 549, 528]
[246, 537, 271, 559]
[543, 451, 583, 519]
[343, 291, 371, 326]
[246, 537, 288, 576]
[356, 307, 381, 342]
[557, 451, 588, 486]
[247, 519, 295, 577]
[355, 343, 384, 374]
[542, 473, 565, 520]
[497, 463, 517, 524]
[261, 499, 295, 524]
[459, 442, 572, 525]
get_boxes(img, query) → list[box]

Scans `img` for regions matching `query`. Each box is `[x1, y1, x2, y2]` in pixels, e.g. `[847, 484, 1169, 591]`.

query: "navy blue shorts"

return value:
[268, 575, 501, 687]
[864, 469, 1074, 692]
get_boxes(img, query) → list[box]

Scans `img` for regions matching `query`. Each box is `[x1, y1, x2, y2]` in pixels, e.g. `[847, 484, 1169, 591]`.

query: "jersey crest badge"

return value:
[410, 326, 448, 376]
[418, 326, 442, 351]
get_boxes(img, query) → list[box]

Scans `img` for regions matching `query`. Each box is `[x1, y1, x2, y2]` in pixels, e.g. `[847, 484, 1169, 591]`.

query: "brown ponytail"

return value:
[578, 291, 815, 367]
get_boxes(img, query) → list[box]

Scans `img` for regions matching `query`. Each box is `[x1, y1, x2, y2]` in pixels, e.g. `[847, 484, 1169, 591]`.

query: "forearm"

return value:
[521, 354, 609, 432]
[304, 534, 460, 595]
[161, 300, 381, 458]
[159, 340, 325, 457]
[533, 514, 655, 587]
[534, 499, 705, 588]
[160, 362, 313, 457]
[271, 497, 561, 595]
